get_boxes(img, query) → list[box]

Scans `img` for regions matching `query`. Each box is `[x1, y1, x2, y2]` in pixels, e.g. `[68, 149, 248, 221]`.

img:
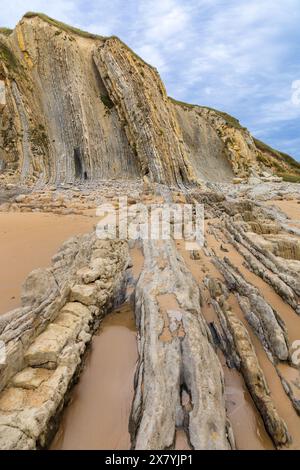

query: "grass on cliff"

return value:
[109, 36, 156, 70]
[278, 173, 300, 183]
[170, 96, 299, 171]
[0, 28, 13, 37]
[253, 138, 300, 170]
[0, 40, 18, 70]
[169, 97, 245, 130]
[30, 125, 48, 148]
[169, 97, 196, 109]
[23, 13, 156, 71]
[204, 106, 246, 130]
[24, 12, 105, 39]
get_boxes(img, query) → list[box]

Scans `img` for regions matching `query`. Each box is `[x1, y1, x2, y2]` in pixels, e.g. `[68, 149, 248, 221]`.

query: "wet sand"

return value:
[207, 226, 300, 344]
[221, 357, 274, 450]
[175, 430, 191, 450]
[1, 207, 299, 449]
[51, 303, 137, 450]
[176, 239, 274, 450]
[129, 244, 144, 280]
[266, 199, 300, 221]
[0, 212, 96, 315]
[206, 226, 300, 449]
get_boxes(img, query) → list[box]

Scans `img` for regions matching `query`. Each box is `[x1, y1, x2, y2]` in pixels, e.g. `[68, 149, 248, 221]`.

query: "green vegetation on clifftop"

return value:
[24, 12, 105, 39]
[109, 36, 156, 70]
[203, 106, 245, 130]
[254, 138, 300, 170]
[23, 13, 156, 71]
[169, 97, 245, 130]
[278, 173, 300, 183]
[0, 28, 13, 37]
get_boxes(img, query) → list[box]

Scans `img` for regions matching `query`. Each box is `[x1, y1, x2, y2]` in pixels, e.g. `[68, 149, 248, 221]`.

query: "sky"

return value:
[2, 0, 300, 160]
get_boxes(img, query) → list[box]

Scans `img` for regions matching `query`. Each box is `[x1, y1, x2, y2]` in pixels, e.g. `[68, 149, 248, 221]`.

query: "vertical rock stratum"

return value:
[1, 12, 300, 187]
[0, 13, 300, 451]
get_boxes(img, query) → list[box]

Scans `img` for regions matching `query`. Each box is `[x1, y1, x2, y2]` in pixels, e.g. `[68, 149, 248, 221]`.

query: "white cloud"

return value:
[136, 44, 167, 71]
[1, 0, 78, 26]
[138, 0, 190, 42]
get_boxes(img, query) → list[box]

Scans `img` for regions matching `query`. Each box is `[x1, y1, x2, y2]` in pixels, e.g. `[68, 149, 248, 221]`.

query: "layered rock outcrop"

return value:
[1, 13, 299, 186]
[0, 11, 300, 452]
[130, 239, 233, 450]
[0, 235, 130, 449]
[0, 183, 300, 449]
[207, 277, 290, 447]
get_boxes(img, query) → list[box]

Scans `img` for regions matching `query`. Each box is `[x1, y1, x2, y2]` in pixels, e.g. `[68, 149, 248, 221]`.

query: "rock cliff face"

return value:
[1, 12, 299, 186]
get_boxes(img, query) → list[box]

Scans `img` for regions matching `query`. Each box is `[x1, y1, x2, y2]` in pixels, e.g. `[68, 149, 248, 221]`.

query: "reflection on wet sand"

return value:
[222, 358, 274, 450]
[175, 429, 191, 450]
[176, 237, 277, 450]
[206, 229, 300, 450]
[51, 303, 137, 450]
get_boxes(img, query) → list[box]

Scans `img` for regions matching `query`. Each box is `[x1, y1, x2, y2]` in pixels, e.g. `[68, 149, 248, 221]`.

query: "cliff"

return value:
[0, 12, 299, 186]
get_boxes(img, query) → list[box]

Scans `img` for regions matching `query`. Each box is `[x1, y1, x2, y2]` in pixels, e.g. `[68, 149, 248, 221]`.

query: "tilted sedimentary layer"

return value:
[130, 239, 233, 450]
[1, 13, 299, 186]
[207, 277, 290, 446]
[0, 182, 300, 449]
[0, 11, 300, 452]
[0, 235, 130, 449]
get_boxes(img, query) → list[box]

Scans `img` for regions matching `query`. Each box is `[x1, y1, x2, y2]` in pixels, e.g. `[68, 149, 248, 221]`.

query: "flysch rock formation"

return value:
[130, 239, 233, 450]
[0, 12, 300, 451]
[0, 235, 130, 449]
[1, 12, 300, 188]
